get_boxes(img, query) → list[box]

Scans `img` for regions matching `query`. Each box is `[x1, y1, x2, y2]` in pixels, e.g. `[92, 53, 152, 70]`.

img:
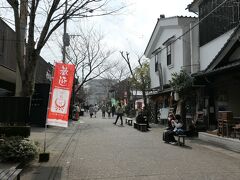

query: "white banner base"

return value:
[47, 119, 68, 128]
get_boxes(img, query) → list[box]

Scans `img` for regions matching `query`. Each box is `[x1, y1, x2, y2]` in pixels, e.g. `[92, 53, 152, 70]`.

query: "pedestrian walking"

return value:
[113, 103, 124, 126]
[89, 104, 94, 118]
[94, 104, 98, 118]
[107, 105, 111, 118]
[111, 105, 116, 117]
[101, 104, 106, 118]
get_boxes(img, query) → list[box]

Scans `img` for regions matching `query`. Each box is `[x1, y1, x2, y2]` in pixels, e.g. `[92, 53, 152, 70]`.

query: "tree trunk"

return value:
[22, 50, 38, 97]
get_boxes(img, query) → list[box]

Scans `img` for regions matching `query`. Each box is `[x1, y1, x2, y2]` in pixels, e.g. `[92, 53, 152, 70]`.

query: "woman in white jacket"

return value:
[171, 114, 183, 132]
[164, 114, 184, 144]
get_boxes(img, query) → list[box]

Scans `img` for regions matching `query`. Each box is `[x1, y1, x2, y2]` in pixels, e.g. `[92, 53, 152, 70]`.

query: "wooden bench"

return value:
[232, 124, 240, 139]
[125, 118, 133, 126]
[133, 122, 148, 132]
[176, 135, 186, 146]
[0, 167, 22, 180]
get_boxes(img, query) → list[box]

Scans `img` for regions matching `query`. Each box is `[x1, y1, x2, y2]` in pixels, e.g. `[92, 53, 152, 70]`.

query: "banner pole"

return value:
[43, 66, 55, 153]
[39, 66, 55, 162]
[44, 123, 47, 152]
[44, 91, 51, 153]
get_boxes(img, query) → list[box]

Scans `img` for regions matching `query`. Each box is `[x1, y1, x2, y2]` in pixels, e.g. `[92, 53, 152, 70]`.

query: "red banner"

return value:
[47, 63, 75, 127]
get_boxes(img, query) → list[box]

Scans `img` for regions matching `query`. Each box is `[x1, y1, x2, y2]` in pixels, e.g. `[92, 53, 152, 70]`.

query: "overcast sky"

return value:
[41, 0, 196, 65]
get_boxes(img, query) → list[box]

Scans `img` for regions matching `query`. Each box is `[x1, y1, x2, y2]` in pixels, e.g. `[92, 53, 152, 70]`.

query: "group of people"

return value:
[88, 104, 98, 118]
[87, 103, 185, 142]
[86, 102, 124, 126]
[100, 104, 116, 118]
[163, 113, 184, 144]
[88, 104, 116, 118]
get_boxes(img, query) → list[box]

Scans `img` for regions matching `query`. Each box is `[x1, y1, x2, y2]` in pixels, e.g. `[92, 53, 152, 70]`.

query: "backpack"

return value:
[117, 106, 123, 114]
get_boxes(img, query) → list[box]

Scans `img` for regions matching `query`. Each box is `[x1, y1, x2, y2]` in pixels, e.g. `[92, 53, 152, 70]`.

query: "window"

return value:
[199, 0, 240, 46]
[167, 45, 171, 66]
[154, 50, 161, 72]
[155, 53, 158, 72]
[163, 35, 175, 67]
[0, 30, 4, 56]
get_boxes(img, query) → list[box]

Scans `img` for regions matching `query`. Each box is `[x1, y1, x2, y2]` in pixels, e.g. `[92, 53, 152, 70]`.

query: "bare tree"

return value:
[103, 60, 130, 82]
[101, 59, 132, 100]
[65, 27, 116, 94]
[120, 51, 150, 110]
[5, 0, 125, 96]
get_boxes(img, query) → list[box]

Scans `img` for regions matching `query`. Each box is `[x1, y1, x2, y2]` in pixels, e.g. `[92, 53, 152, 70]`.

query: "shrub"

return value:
[169, 70, 194, 99]
[0, 136, 38, 163]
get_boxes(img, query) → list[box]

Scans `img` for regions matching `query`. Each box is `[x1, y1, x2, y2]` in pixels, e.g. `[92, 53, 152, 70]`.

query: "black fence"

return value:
[30, 84, 50, 127]
[0, 96, 30, 125]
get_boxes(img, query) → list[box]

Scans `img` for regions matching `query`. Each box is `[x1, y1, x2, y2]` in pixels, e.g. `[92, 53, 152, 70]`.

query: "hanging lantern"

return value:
[174, 92, 179, 101]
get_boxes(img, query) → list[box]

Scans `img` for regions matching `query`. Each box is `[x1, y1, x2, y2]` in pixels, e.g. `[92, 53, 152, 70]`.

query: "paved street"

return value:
[21, 112, 240, 180]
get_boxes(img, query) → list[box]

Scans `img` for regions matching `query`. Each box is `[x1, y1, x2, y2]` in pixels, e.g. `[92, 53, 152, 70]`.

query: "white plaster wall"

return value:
[190, 22, 200, 74]
[199, 28, 235, 70]
[150, 56, 159, 88]
[150, 28, 184, 89]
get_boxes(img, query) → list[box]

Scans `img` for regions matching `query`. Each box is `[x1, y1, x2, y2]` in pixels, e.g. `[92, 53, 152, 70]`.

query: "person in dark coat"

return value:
[113, 103, 124, 126]
[111, 105, 116, 117]
[136, 109, 150, 129]
[163, 113, 176, 142]
[89, 104, 94, 118]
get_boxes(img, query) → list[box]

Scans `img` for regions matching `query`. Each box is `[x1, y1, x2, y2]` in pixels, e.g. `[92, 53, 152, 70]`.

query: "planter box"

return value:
[39, 152, 50, 162]
[0, 126, 31, 137]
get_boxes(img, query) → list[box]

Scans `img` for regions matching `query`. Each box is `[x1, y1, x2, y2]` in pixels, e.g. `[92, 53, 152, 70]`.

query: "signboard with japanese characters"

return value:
[47, 63, 75, 127]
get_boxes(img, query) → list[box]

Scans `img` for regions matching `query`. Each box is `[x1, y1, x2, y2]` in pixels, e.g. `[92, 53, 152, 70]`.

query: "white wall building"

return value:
[187, 0, 237, 71]
[145, 15, 197, 91]
[187, 0, 240, 129]
[143, 15, 197, 123]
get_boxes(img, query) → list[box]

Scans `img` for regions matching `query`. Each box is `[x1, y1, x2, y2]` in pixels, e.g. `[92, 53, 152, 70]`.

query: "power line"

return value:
[152, 0, 229, 55]
[35, 25, 60, 60]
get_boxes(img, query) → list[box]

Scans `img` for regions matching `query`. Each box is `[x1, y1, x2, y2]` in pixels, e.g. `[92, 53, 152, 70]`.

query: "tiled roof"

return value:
[187, 0, 202, 12]
[160, 16, 197, 20]
[194, 25, 240, 77]
[193, 59, 240, 77]
[189, 0, 199, 6]
[176, 15, 197, 18]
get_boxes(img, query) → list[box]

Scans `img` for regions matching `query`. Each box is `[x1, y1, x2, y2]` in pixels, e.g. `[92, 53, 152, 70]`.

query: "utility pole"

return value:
[82, 62, 84, 83]
[62, 0, 69, 63]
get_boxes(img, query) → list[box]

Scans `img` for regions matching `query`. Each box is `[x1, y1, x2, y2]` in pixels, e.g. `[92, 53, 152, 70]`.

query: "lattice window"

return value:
[199, 0, 240, 46]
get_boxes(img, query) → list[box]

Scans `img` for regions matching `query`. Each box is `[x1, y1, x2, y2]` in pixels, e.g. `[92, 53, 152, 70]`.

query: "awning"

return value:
[193, 61, 240, 78]
[147, 88, 173, 96]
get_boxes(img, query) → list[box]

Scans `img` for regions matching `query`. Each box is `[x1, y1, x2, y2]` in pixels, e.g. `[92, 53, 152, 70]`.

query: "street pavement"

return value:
[18, 112, 240, 180]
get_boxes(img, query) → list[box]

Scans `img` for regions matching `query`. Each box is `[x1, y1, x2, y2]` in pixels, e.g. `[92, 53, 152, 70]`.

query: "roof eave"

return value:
[186, 0, 202, 14]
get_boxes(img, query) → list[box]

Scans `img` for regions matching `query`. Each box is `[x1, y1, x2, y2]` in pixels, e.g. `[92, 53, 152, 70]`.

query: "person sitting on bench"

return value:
[166, 113, 175, 130]
[136, 109, 150, 128]
[163, 113, 176, 142]
[163, 114, 184, 144]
